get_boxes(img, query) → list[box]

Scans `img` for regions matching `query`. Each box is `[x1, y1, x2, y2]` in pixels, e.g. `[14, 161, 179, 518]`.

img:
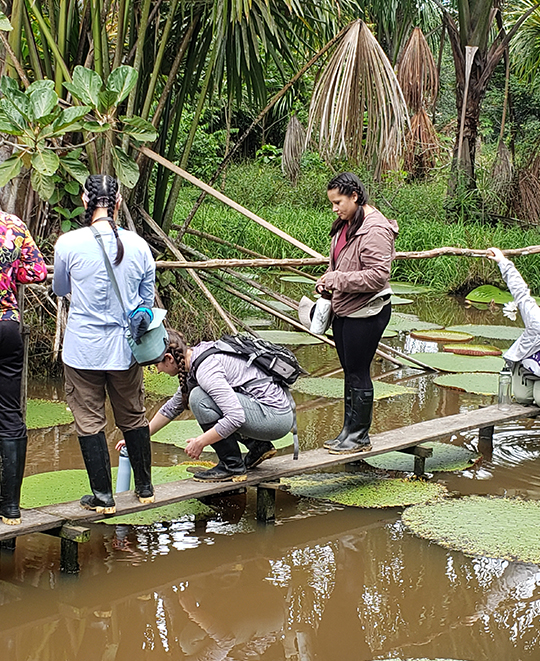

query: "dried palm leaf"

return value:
[306, 19, 410, 177]
[282, 115, 306, 186]
[397, 27, 439, 113]
[403, 109, 440, 177]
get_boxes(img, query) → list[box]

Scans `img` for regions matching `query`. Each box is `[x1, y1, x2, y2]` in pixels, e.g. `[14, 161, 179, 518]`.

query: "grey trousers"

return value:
[189, 386, 293, 442]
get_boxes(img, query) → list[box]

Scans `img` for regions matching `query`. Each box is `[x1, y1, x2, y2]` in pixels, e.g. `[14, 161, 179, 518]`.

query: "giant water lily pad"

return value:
[382, 329, 397, 339]
[446, 324, 522, 341]
[391, 295, 413, 305]
[264, 300, 295, 312]
[466, 284, 513, 305]
[410, 353, 504, 373]
[241, 317, 273, 327]
[365, 442, 481, 473]
[144, 368, 179, 397]
[387, 312, 443, 333]
[280, 275, 316, 284]
[403, 495, 540, 563]
[20, 464, 214, 525]
[443, 343, 502, 356]
[410, 329, 473, 343]
[434, 372, 498, 395]
[152, 420, 294, 452]
[26, 399, 74, 429]
[389, 282, 433, 295]
[292, 377, 415, 400]
[286, 472, 446, 508]
[256, 330, 322, 345]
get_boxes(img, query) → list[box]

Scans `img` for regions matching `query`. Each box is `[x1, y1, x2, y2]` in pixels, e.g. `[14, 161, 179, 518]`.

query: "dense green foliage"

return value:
[176, 158, 540, 294]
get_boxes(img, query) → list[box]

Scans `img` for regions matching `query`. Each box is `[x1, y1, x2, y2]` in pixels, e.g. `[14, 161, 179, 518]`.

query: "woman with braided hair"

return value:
[145, 329, 294, 482]
[316, 172, 398, 455]
[53, 174, 156, 513]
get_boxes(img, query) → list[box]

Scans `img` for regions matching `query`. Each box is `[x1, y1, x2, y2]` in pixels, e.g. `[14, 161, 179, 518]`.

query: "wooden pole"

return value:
[139, 209, 238, 334]
[138, 146, 325, 259]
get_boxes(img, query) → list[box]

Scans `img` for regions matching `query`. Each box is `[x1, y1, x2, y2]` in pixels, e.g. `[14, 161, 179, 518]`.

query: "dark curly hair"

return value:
[83, 174, 124, 265]
[327, 172, 369, 241]
[165, 329, 190, 409]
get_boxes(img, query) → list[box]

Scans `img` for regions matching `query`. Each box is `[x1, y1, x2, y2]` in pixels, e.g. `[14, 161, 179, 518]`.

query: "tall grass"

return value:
[173, 159, 540, 294]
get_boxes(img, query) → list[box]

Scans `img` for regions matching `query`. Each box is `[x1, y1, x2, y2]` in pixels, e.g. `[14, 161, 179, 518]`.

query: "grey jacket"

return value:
[159, 341, 291, 439]
[499, 258, 540, 363]
[322, 209, 399, 317]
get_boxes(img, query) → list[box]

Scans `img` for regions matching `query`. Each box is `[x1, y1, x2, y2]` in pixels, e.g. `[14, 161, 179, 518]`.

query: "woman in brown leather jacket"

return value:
[317, 172, 398, 454]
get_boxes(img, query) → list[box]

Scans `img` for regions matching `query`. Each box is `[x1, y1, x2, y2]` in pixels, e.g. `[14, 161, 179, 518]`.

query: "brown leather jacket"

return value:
[322, 209, 399, 317]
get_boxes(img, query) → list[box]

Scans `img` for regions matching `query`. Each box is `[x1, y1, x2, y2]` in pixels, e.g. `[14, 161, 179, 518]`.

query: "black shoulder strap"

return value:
[190, 346, 223, 377]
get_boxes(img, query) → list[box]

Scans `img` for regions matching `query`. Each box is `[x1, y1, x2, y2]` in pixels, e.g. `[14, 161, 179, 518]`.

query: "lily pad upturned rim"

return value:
[442, 343, 502, 356]
[410, 329, 474, 343]
[403, 495, 540, 563]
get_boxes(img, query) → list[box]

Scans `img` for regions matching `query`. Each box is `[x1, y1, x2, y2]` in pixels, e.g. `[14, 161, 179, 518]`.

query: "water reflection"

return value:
[3, 291, 540, 660]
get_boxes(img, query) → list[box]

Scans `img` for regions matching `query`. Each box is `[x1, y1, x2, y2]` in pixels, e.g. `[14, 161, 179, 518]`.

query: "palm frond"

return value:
[306, 19, 410, 177]
[282, 114, 306, 186]
[403, 108, 440, 177]
[397, 27, 439, 113]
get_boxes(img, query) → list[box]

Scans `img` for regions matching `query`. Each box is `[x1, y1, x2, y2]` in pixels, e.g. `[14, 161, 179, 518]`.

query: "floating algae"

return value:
[26, 399, 74, 429]
[143, 368, 178, 397]
[20, 464, 214, 525]
[152, 420, 294, 452]
[434, 372, 498, 396]
[292, 377, 415, 400]
[286, 472, 446, 509]
[364, 442, 481, 473]
[402, 495, 540, 563]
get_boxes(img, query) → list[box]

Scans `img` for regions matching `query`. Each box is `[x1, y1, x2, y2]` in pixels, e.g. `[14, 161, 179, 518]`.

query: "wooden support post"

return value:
[46, 524, 91, 575]
[0, 538, 16, 552]
[478, 425, 494, 457]
[398, 445, 433, 477]
[256, 481, 281, 524]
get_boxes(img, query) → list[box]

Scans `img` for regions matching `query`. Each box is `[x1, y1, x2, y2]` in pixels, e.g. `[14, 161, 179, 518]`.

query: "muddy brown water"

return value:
[2, 293, 540, 660]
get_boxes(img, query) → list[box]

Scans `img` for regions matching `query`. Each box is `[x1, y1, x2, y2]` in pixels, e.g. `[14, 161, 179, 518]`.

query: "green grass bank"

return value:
[173, 161, 540, 295]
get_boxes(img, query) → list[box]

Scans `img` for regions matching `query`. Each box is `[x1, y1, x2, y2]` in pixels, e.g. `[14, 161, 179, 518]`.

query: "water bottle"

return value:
[310, 290, 332, 334]
[116, 446, 132, 493]
[498, 366, 512, 410]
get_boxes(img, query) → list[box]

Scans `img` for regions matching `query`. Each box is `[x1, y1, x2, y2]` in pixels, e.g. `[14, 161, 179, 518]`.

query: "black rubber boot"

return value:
[323, 379, 352, 450]
[123, 426, 154, 503]
[327, 388, 373, 454]
[243, 439, 277, 469]
[193, 434, 247, 482]
[0, 435, 27, 525]
[78, 432, 116, 514]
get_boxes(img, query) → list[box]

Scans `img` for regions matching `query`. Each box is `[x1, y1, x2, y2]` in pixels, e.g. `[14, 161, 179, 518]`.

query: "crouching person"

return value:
[149, 330, 294, 482]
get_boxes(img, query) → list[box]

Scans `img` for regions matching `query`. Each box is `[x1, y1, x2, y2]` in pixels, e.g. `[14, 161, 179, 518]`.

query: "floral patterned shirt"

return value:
[0, 211, 47, 322]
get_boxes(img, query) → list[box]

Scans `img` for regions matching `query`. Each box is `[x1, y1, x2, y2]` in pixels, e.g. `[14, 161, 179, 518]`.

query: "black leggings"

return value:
[332, 304, 391, 390]
[0, 320, 25, 438]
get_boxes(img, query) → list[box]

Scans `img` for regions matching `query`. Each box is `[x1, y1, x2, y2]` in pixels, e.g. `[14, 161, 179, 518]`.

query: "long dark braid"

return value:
[83, 174, 124, 265]
[327, 172, 369, 241]
[166, 329, 190, 409]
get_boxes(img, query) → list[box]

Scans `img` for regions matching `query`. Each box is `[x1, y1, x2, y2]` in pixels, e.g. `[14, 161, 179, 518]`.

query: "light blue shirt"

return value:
[53, 223, 155, 370]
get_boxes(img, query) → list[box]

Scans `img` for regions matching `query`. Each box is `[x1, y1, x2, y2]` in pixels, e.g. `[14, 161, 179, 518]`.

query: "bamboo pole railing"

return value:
[44, 244, 540, 274]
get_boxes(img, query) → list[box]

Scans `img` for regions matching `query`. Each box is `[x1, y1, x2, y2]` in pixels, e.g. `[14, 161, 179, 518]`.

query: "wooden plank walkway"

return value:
[1, 402, 538, 542]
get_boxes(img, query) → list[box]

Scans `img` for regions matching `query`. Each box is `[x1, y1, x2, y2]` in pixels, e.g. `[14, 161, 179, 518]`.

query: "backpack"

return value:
[190, 334, 307, 459]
